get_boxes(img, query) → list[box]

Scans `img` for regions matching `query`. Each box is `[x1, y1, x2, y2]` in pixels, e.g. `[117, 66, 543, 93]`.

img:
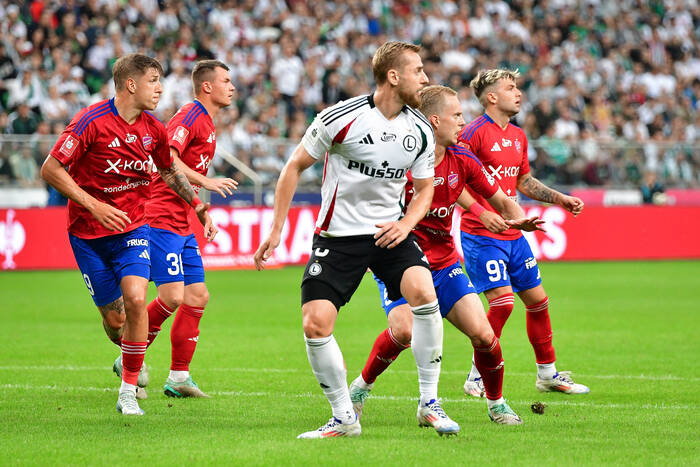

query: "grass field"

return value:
[1, 261, 699, 465]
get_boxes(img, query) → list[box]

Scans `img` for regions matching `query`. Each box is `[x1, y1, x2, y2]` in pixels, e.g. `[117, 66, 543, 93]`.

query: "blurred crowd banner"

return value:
[2, 205, 700, 271]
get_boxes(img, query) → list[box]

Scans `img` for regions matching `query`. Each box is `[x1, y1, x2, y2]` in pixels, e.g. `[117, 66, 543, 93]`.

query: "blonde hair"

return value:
[419, 85, 457, 120]
[372, 41, 421, 85]
[470, 69, 520, 107]
[112, 54, 163, 91]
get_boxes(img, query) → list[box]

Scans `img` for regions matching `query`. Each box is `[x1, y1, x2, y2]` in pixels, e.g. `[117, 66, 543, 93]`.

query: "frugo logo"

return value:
[0, 210, 26, 269]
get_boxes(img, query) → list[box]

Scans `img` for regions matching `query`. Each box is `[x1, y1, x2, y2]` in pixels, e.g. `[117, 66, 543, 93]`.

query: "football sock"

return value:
[304, 334, 355, 424]
[486, 397, 505, 409]
[170, 304, 203, 371]
[537, 362, 557, 379]
[410, 300, 442, 404]
[361, 328, 409, 384]
[486, 293, 515, 338]
[146, 296, 175, 347]
[120, 340, 146, 386]
[525, 296, 556, 365]
[119, 381, 137, 394]
[169, 370, 189, 382]
[473, 336, 504, 400]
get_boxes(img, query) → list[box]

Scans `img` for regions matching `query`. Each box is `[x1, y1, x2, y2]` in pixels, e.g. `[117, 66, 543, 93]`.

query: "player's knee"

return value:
[123, 294, 147, 313]
[302, 310, 333, 338]
[185, 287, 209, 308]
[104, 312, 125, 331]
[390, 325, 412, 346]
[470, 327, 495, 349]
[161, 292, 183, 310]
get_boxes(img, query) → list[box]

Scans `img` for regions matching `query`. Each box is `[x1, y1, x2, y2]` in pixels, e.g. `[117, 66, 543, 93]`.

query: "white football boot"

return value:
[463, 376, 485, 398]
[297, 416, 361, 439]
[348, 375, 373, 420]
[116, 391, 144, 416]
[536, 371, 590, 394]
[416, 399, 460, 436]
[488, 401, 523, 425]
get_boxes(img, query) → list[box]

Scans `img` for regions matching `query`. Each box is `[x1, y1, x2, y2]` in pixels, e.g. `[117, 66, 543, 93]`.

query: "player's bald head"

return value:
[112, 54, 164, 91]
[372, 41, 421, 85]
[470, 69, 520, 107]
[419, 85, 457, 120]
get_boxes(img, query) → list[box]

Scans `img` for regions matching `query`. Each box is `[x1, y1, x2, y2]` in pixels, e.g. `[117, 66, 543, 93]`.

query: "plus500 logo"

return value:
[347, 160, 405, 179]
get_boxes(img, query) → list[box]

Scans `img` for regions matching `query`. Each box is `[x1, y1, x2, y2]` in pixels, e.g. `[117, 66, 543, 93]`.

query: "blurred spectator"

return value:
[640, 171, 666, 204]
[9, 103, 41, 135]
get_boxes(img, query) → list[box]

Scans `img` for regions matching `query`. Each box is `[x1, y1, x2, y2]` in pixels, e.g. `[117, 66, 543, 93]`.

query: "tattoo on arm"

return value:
[159, 166, 196, 204]
[518, 174, 560, 204]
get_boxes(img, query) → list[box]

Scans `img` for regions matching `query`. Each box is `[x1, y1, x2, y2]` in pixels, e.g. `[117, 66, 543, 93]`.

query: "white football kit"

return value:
[302, 94, 435, 237]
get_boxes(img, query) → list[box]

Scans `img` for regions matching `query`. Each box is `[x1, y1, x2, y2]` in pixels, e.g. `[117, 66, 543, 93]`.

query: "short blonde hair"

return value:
[470, 69, 520, 107]
[372, 41, 421, 85]
[419, 85, 457, 120]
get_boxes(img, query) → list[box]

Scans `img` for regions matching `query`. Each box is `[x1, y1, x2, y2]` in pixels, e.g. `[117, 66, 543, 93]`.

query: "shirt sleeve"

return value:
[48, 110, 90, 166]
[410, 126, 435, 180]
[463, 152, 498, 199]
[519, 134, 531, 176]
[153, 120, 173, 169]
[301, 115, 333, 160]
[167, 115, 194, 157]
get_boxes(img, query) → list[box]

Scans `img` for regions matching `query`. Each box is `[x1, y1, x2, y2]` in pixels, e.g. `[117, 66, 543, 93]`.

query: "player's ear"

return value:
[203, 81, 212, 94]
[387, 69, 399, 86]
[127, 78, 136, 94]
[430, 114, 439, 128]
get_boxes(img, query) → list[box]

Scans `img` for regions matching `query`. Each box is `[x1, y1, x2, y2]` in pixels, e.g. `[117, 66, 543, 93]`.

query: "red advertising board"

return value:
[1, 205, 699, 271]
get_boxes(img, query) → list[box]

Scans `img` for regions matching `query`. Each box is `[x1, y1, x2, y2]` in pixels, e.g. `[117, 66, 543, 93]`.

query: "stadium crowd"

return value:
[0, 0, 699, 190]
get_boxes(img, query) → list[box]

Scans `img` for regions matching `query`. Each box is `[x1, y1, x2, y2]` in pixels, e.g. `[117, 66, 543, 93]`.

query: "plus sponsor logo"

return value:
[487, 164, 519, 181]
[0, 210, 25, 269]
[104, 156, 155, 174]
[347, 159, 405, 179]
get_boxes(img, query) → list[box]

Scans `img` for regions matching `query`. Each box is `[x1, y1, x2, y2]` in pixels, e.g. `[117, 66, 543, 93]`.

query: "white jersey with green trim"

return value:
[302, 94, 435, 237]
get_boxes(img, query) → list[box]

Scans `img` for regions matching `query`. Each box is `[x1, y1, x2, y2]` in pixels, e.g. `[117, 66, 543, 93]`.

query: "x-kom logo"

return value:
[195, 154, 211, 171]
[104, 157, 154, 174]
[487, 164, 520, 180]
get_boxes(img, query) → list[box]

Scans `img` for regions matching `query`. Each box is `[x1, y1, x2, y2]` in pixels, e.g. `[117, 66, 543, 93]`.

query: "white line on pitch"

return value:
[0, 384, 693, 411]
[1, 365, 698, 382]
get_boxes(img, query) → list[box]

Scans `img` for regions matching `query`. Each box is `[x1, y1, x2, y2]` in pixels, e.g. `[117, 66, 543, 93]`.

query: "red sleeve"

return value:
[167, 114, 194, 157]
[464, 155, 498, 199]
[519, 132, 530, 176]
[152, 120, 173, 169]
[457, 124, 481, 154]
[49, 109, 90, 166]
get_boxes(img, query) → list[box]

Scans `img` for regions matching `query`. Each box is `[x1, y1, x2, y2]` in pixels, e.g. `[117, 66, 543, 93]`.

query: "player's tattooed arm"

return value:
[158, 165, 198, 204]
[517, 173, 560, 204]
[517, 173, 585, 216]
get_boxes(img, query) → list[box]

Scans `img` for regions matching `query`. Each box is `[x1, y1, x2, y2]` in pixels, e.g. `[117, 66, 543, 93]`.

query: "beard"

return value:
[397, 84, 421, 108]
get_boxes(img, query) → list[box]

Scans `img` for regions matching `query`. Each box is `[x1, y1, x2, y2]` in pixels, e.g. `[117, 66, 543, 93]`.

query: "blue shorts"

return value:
[149, 226, 204, 287]
[69, 225, 151, 307]
[460, 232, 542, 294]
[374, 261, 477, 318]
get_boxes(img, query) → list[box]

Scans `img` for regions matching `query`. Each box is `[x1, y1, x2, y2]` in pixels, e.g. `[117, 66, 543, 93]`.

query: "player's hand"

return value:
[90, 201, 131, 232]
[203, 177, 238, 198]
[506, 216, 546, 232]
[560, 195, 584, 216]
[194, 202, 217, 241]
[479, 211, 510, 233]
[254, 232, 281, 270]
[374, 220, 411, 249]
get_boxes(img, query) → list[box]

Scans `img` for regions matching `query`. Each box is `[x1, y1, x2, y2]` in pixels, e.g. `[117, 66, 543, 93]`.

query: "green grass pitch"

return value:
[1, 261, 698, 465]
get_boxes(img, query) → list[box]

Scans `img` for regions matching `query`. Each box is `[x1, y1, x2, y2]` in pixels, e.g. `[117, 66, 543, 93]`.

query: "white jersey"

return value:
[302, 94, 435, 237]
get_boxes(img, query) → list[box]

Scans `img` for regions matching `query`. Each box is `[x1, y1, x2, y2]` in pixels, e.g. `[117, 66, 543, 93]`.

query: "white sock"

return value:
[410, 300, 442, 405]
[305, 334, 355, 424]
[487, 397, 505, 409]
[468, 356, 481, 381]
[354, 374, 373, 390]
[537, 362, 557, 379]
[119, 381, 137, 394]
[169, 370, 189, 382]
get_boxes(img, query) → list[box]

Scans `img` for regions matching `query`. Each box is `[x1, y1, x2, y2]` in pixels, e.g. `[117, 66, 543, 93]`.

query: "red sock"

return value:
[526, 297, 556, 364]
[487, 293, 515, 338]
[473, 336, 504, 400]
[121, 340, 147, 386]
[147, 297, 175, 347]
[361, 328, 409, 384]
[170, 304, 203, 371]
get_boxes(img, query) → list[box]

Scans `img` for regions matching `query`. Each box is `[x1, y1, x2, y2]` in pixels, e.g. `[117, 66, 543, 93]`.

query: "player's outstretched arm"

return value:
[171, 149, 237, 198]
[158, 164, 217, 241]
[517, 173, 584, 216]
[254, 144, 316, 270]
[40, 155, 131, 232]
[375, 176, 434, 249]
[456, 188, 509, 233]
